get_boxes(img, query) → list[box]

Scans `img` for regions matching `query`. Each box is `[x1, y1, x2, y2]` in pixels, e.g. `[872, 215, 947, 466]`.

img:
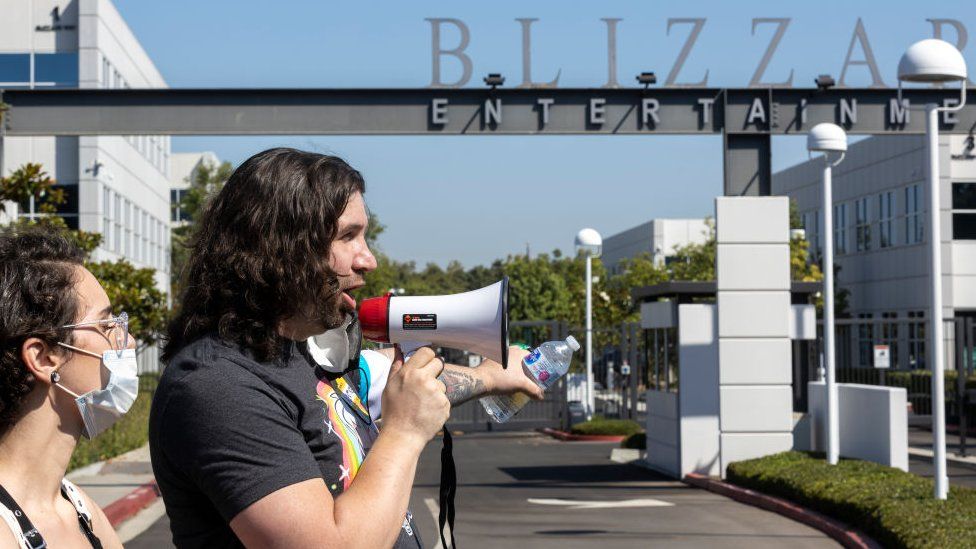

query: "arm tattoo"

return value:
[438, 369, 487, 406]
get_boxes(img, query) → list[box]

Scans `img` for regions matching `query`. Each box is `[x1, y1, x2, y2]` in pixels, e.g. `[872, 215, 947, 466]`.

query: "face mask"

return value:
[307, 313, 362, 372]
[53, 346, 139, 440]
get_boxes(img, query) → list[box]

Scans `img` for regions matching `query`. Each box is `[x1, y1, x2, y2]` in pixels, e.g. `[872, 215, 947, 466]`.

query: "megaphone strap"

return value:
[438, 427, 457, 549]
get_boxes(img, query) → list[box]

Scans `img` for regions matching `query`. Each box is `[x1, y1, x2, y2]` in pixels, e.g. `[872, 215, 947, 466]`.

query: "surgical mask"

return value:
[53, 345, 139, 440]
[307, 312, 362, 372]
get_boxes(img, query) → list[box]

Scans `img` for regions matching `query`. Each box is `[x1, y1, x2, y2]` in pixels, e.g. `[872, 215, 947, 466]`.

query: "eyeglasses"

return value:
[63, 311, 129, 357]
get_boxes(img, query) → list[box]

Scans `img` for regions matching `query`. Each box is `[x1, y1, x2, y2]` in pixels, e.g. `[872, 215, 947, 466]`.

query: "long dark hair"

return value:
[164, 148, 365, 362]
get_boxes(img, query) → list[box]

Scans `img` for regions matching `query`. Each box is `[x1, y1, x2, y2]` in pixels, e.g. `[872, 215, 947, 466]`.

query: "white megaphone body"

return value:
[358, 277, 510, 368]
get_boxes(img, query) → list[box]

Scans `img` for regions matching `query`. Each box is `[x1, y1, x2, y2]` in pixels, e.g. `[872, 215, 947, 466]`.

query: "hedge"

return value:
[726, 451, 976, 549]
[621, 432, 646, 449]
[68, 375, 157, 472]
[569, 418, 642, 437]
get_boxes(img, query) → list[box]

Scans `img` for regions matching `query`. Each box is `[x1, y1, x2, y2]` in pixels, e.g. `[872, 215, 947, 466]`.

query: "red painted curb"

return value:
[102, 481, 160, 528]
[538, 428, 626, 442]
[683, 473, 881, 549]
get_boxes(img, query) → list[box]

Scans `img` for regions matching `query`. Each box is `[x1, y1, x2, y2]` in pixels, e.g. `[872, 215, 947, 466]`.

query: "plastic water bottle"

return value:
[481, 336, 580, 423]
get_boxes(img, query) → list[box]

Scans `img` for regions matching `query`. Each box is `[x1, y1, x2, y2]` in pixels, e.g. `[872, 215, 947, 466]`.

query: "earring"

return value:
[51, 372, 60, 383]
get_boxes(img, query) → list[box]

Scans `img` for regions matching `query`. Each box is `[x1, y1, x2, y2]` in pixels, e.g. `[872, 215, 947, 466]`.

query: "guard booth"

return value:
[634, 197, 819, 478]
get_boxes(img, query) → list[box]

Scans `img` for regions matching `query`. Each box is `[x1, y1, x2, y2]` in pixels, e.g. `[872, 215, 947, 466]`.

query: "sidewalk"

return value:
[66, 444, 166, 543]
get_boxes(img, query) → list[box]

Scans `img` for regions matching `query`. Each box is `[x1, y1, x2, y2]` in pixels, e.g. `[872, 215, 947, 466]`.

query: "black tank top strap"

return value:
[0, 483, 47, 549]
[59, 480, 103, 549]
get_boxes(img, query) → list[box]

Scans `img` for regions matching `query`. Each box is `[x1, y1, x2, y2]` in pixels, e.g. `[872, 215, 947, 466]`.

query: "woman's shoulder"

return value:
[61, 480, 123, 549]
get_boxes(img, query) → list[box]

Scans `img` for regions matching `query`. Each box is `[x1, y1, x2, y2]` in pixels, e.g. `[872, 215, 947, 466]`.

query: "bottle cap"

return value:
[565, 335, 581, 351]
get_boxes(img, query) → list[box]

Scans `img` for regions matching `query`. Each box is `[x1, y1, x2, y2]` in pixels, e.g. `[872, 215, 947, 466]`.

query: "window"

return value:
[881, 312, 899, 369]
[878, 191, 895, 248]
[834, 203, 848, 254]
[802, 210, 821, 261]
[102, 186, 112, 245]
[857, 313, 874, 367]
[113, 193, 122, 253]
[0, 54, 30, 84]
[855, 197, 871, 252]
[33, 53, 79, 87]
[905, 184, 924, 244]
[908, 310, 926, 370]
[952, 182, 976, 240]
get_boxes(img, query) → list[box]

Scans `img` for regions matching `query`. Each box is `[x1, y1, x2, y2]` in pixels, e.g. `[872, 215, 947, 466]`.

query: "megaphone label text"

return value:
[402, 313, 437, 330]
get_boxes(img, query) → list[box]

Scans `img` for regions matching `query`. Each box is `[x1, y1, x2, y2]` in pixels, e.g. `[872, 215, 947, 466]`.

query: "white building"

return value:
[1, 0, 171, 291]
[602, 218, 711, 275]
[774, 134, 976, 369]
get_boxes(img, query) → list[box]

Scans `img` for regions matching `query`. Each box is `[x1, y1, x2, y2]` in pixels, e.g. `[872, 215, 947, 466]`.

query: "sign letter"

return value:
[889, 98, 910, 126]
[928, 18, 973, 85]
[602, 18, 623, 88]
[839, 18, 885, 87]
[697, 98, 714, 125]
[516, 18, 561, 88]
[431, 98, 448, 125]
[642, 98, 660, 127]
[426, 18, 472, 87]
[665, 18, 708, 86]
[590, 98, 606, 125]
[749, 18, 794, 87]
[537, 98, 554, 125]
[484, 98, 502, 126]
[747, 98, 766, 125]
[840, 98, 857, 125]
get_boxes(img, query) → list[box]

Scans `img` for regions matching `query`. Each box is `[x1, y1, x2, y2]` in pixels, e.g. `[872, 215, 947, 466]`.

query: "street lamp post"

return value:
[807, 123, 847, 466]
[897, 38, 968, 500]
[576, 228, 602, 420]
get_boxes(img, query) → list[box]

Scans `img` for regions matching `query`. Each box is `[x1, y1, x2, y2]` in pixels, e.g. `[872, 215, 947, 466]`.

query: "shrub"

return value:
[621, 432, 646, 449]
[68, 376, 158, 471]
[570, 418, 642, 437]
[726, 451, 976, 549]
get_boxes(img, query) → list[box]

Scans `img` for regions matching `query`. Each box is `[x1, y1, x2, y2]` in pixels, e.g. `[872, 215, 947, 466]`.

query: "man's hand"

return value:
[479, 346, 544, 401]
[380, 346, 451, 448]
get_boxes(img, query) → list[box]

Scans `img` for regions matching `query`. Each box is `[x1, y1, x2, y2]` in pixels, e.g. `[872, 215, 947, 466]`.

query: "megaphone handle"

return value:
[397, 340, 430, 361]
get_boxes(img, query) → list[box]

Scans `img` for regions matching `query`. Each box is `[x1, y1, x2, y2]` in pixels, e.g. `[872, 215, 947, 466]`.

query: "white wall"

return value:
[644, 390, 679, 477]
[677, 304, 720, 477]
[808, 382, 908, 471]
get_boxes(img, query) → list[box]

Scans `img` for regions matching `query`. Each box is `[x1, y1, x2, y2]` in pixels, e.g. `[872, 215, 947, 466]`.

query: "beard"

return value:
[316, 288, 349, 332]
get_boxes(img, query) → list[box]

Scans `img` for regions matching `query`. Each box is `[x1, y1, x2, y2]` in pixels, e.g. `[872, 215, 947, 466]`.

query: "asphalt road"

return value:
[128, 432, 835, 548]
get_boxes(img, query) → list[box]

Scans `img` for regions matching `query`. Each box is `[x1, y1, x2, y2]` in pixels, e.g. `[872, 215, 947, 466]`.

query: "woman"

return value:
[0, 229, 134, 548]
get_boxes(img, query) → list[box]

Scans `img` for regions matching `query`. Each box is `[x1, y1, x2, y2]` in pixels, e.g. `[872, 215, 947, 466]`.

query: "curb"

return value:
[538, 428, 626, 442]
[102, 481, 161, 528]
[683, 473, 881, 549]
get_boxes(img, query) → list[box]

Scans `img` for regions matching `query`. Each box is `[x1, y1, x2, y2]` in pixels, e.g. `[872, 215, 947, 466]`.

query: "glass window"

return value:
[952, 182, 976, 209]
[878, 191, 895, 248]
[0, 54, 30, 83]
[905, 184, 924, 244]
[34, 53, 79, 87]
[881, 312, 899, 369]
[855, 197, 871, 252]
[953, 213, 976, 240]
[834, 203, 848, 254]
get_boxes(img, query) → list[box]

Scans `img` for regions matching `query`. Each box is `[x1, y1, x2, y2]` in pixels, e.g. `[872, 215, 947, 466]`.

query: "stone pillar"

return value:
[716, 197, 794, 477]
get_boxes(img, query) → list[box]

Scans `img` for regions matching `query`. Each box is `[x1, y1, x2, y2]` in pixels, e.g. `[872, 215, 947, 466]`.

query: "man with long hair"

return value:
[150, 148, 541, 548]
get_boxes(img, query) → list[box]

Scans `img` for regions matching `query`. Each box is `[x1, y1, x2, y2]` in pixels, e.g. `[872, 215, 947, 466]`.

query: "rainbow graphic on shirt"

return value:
[316, 379, 368, 490]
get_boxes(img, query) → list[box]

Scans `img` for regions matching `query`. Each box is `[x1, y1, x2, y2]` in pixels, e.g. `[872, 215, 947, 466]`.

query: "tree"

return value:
[0, 163, 167, 346]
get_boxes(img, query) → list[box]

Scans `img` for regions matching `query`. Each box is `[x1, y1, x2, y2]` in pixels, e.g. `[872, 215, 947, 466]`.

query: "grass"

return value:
[569, 418, 642, 437]
[726, 451, 976, 549]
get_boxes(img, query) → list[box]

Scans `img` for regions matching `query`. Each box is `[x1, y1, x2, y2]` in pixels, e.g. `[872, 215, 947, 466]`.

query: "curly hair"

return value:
[0, 228, 84, 434]
[164, 148, 366, 363]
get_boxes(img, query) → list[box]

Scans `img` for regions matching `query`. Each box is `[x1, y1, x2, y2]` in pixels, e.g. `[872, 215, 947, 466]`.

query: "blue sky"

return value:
[115, 0, 972, 267]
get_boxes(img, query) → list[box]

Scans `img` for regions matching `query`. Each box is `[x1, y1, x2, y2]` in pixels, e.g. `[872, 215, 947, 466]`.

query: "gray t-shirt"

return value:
[148, 334, 422, 548]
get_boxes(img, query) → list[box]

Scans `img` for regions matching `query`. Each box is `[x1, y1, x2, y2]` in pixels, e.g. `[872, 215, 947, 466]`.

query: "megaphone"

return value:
[358, 277, 510, 368]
